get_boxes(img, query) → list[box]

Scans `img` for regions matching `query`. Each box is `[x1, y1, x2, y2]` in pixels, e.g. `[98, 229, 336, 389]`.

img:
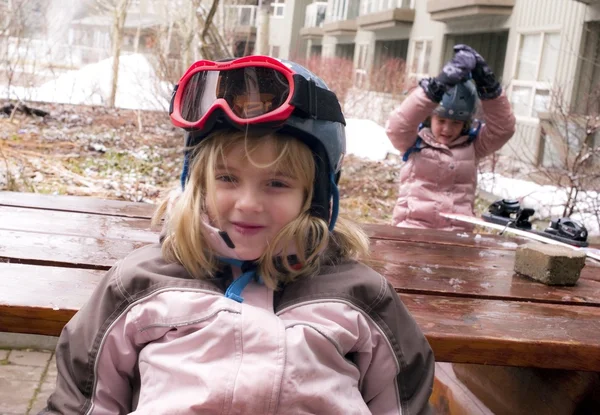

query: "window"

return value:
[510, 32, 561, 119]
[374, 39, 408, 68]
[410, 39, 432, 78]
[310, 45, 322, 57]
[354, 43, 369, 88]
[328, 0, 360, 22]
[336, 43, 355, 60]
[271, 0, 285, 18]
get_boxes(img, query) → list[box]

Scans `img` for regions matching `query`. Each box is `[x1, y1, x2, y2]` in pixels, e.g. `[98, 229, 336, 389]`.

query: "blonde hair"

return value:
[153, 129, 369, 289]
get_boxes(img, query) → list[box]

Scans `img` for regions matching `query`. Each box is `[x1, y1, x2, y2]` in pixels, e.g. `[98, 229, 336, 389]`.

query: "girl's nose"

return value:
[235, 185, 263, 212]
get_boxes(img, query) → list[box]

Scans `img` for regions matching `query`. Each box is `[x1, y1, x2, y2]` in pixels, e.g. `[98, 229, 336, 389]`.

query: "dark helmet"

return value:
[180, 58, 346, 230]
[433, 80, 477, 122]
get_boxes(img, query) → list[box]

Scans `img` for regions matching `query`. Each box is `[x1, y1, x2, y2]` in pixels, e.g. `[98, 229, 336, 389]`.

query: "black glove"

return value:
[454, 44, 502, 100]
[420, 50, 476, 102]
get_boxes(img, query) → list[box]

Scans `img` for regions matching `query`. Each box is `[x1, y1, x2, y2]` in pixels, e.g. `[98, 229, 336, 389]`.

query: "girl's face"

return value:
[207, 140, 305, 260]
[431, 115, 465, 145]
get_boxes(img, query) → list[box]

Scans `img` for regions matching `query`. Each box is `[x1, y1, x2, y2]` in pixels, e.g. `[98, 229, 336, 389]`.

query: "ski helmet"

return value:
[433, 80, 477, 122]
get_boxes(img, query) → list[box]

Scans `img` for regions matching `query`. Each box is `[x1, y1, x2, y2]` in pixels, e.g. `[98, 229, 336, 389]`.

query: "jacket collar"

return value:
[418, 127, 471, 149]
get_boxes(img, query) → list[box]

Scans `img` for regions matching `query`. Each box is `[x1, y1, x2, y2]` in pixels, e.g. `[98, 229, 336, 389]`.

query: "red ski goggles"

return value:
[169, 56, 345, 131]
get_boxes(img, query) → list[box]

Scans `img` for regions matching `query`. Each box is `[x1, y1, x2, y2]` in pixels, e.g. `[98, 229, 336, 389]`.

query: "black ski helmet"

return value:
[433, 80, 477, 122]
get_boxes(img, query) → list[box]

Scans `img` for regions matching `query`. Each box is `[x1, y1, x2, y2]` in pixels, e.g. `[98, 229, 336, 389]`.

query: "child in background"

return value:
[386, 45, 516, 231]
[42, 56, 434, 414]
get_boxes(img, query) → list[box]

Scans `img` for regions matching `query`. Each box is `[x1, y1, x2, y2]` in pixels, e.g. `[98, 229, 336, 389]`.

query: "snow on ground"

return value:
[2, 54, 171, 111]
[344, 118, 400, 161]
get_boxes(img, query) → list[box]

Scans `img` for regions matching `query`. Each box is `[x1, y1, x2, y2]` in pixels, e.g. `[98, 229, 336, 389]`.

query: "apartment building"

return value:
[293, 0, 600, 166]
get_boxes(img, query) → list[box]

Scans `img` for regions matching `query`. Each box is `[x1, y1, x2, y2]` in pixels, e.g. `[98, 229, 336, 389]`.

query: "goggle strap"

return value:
[290, 75, 346, 125]
[329, 172, 339, 232]
[169, 84, 178, 115]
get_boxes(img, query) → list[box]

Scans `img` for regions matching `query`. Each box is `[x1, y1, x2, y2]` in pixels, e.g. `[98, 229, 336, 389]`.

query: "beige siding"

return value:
[502, 122, 541, 162]
[501, 0, 588, 159]
[268, 0, 312, 60]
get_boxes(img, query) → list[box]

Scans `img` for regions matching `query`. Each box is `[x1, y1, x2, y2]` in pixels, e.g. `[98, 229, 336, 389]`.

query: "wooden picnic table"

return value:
[1, 191, 600, 373]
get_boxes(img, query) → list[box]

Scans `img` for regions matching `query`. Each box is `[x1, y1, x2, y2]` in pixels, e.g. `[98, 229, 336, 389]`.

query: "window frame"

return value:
[271, 0, 285, 18]
[509, 29, 562, 123]
[354, 43, 369, 88]
[408, 38, 432, 80]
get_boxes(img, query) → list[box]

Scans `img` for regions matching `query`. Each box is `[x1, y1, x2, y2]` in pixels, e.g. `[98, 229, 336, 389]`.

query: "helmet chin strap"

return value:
[329, 172, 339, 232]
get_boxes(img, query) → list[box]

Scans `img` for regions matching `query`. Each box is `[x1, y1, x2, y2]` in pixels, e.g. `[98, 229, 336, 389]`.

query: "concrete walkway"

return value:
[0, 349, 56, 415]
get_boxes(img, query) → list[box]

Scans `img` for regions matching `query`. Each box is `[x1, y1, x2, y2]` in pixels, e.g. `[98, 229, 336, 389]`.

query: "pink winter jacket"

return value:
[385, 88, 515, 231]
[41, 242, 434, 414]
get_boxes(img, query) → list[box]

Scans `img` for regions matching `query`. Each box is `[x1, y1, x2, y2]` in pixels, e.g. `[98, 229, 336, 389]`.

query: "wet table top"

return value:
[1, 191, 599, 371]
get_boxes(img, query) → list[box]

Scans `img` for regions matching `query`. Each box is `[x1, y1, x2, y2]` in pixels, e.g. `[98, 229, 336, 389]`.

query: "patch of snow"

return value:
[478, 172, 599, 236]
[345, 118, 400, 161]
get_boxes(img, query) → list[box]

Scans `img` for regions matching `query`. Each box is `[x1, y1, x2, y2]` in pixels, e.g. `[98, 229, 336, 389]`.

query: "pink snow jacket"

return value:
[385, 88, 515, 231]
[41, 242, 434, 414]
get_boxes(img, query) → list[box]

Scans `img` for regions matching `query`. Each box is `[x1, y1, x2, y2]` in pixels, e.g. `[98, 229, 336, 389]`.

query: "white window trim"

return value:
[354, 43, 370, 88]
[509, 30, 561, 123]
[271, 1, 285, 18]
[408, 38, 432, 80]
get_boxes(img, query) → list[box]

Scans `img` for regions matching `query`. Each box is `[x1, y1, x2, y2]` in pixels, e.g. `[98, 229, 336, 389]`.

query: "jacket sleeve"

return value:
[39, 263, 143, 414]
[385, 88, 439, 153]
[473, 92, 516, 159]
[361, 282, 435, 415]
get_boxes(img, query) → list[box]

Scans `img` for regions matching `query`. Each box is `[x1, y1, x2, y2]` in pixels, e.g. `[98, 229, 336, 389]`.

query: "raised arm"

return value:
[385, 88, 438, 152]
[453, 44, 516, 158]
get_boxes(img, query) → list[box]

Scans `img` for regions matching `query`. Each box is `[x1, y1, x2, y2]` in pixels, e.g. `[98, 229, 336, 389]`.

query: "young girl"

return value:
[42, 57, 434, 414]
[386, 44, 516, 231]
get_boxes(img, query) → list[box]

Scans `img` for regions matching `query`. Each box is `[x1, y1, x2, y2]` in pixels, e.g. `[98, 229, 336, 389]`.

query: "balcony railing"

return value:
[305, 2, 327, 28]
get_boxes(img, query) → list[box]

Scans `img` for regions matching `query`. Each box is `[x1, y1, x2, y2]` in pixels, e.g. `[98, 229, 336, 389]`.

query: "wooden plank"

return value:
[402, 294, 600, 372]
[0, 263, 103, 308]
[2, 263, 599, 371]
[362, 223, 530, 251]
[369, 238, 600, 272]
[369, 238, 519, 270]
[0, 191, 156, 218]
[0, 206, 156, 243]
[378, 262, 600, 307]
[0, 230, 150, 269]
[0, 264, 104, 336]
